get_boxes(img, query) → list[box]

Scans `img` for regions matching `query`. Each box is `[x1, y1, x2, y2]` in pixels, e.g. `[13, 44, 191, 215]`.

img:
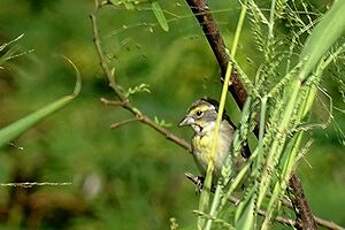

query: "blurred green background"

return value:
[0, 0, 344, 229]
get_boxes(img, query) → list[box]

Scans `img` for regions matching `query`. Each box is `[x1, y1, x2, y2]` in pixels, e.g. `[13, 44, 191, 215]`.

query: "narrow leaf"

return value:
[152, 1, 169, 32]
[235, 196, 255, 230]
[0, 58, 81, 148]
[298, 0, 345, 80]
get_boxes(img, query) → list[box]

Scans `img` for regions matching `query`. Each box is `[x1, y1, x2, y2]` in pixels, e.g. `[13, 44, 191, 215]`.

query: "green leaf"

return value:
[0, 57, 81, 149]
[235, 195, 255, 230]
[124, 2, 135, 10]
[151, 1, 169, 32]
[125, 83, 151, 97]
[298, 0, 345, 81]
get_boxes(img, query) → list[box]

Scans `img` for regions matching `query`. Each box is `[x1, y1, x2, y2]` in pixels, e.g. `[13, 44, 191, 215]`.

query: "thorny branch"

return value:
[90, 1, 344, 230]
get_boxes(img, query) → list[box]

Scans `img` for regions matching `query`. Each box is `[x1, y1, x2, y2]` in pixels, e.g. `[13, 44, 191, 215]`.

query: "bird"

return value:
[178, 98, 248, 184]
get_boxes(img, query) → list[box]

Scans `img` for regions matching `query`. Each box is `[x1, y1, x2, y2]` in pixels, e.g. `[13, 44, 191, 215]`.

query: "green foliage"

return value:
[0, 0, 345, 229]
[125, 83, 151, 97]
[154, 116, 172, 128]
[193, 0, 345, 229]
[298, 0, 345, 80]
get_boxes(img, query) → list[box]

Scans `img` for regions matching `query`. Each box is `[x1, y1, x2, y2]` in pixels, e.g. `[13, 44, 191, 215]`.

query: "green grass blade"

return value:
[235, 195, 255, 230]
[298, 0, 345, 80]
[0, 58, 81, 148]
[152, 1, 169, 32]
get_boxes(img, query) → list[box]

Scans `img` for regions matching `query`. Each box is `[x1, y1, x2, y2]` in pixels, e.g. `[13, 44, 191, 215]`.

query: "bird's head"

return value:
[179, 98, 229, 134]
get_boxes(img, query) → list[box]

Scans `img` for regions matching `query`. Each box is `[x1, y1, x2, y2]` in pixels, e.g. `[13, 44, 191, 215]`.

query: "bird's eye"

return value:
[196, 110, 203, 117]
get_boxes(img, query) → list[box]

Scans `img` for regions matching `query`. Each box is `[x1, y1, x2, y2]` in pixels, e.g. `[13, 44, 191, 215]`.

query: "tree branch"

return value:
[289, 174, 317, 229]
[110, 118, 139, 129]
[184, 0, 317, 229]
[90, 11, 191, 153]
[185, 0, 247, 109]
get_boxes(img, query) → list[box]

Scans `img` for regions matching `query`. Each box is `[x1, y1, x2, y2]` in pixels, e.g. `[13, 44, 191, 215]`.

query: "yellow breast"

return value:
[192, 132, 231, 176]
[192, 134, 216, 168]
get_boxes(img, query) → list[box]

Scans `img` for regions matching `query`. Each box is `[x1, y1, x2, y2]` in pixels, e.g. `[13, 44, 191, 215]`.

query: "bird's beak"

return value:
[178, 115, 194, 127]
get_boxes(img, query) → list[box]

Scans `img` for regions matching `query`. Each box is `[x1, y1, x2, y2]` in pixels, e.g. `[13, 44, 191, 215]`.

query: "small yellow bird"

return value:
[179, 98, 248, 181]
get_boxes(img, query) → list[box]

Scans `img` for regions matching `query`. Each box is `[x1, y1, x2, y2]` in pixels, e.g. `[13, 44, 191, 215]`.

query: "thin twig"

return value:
[314, 217, 345, 230]
[100, 97, 128, 107]
[0, 182, 72, 188]
[90, 13, 124, 101]
[90, 9, 191, 153]
[111, 118, 138, 129]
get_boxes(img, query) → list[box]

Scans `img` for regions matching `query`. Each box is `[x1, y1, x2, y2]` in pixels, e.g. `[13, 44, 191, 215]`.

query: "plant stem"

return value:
[203, 1, 248, 229]
[268, 0, 276, 39]
[257, 79, 301, 210]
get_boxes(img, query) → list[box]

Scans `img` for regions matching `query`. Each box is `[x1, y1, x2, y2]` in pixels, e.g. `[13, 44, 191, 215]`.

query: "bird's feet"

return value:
[184, 172, 205, 194]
